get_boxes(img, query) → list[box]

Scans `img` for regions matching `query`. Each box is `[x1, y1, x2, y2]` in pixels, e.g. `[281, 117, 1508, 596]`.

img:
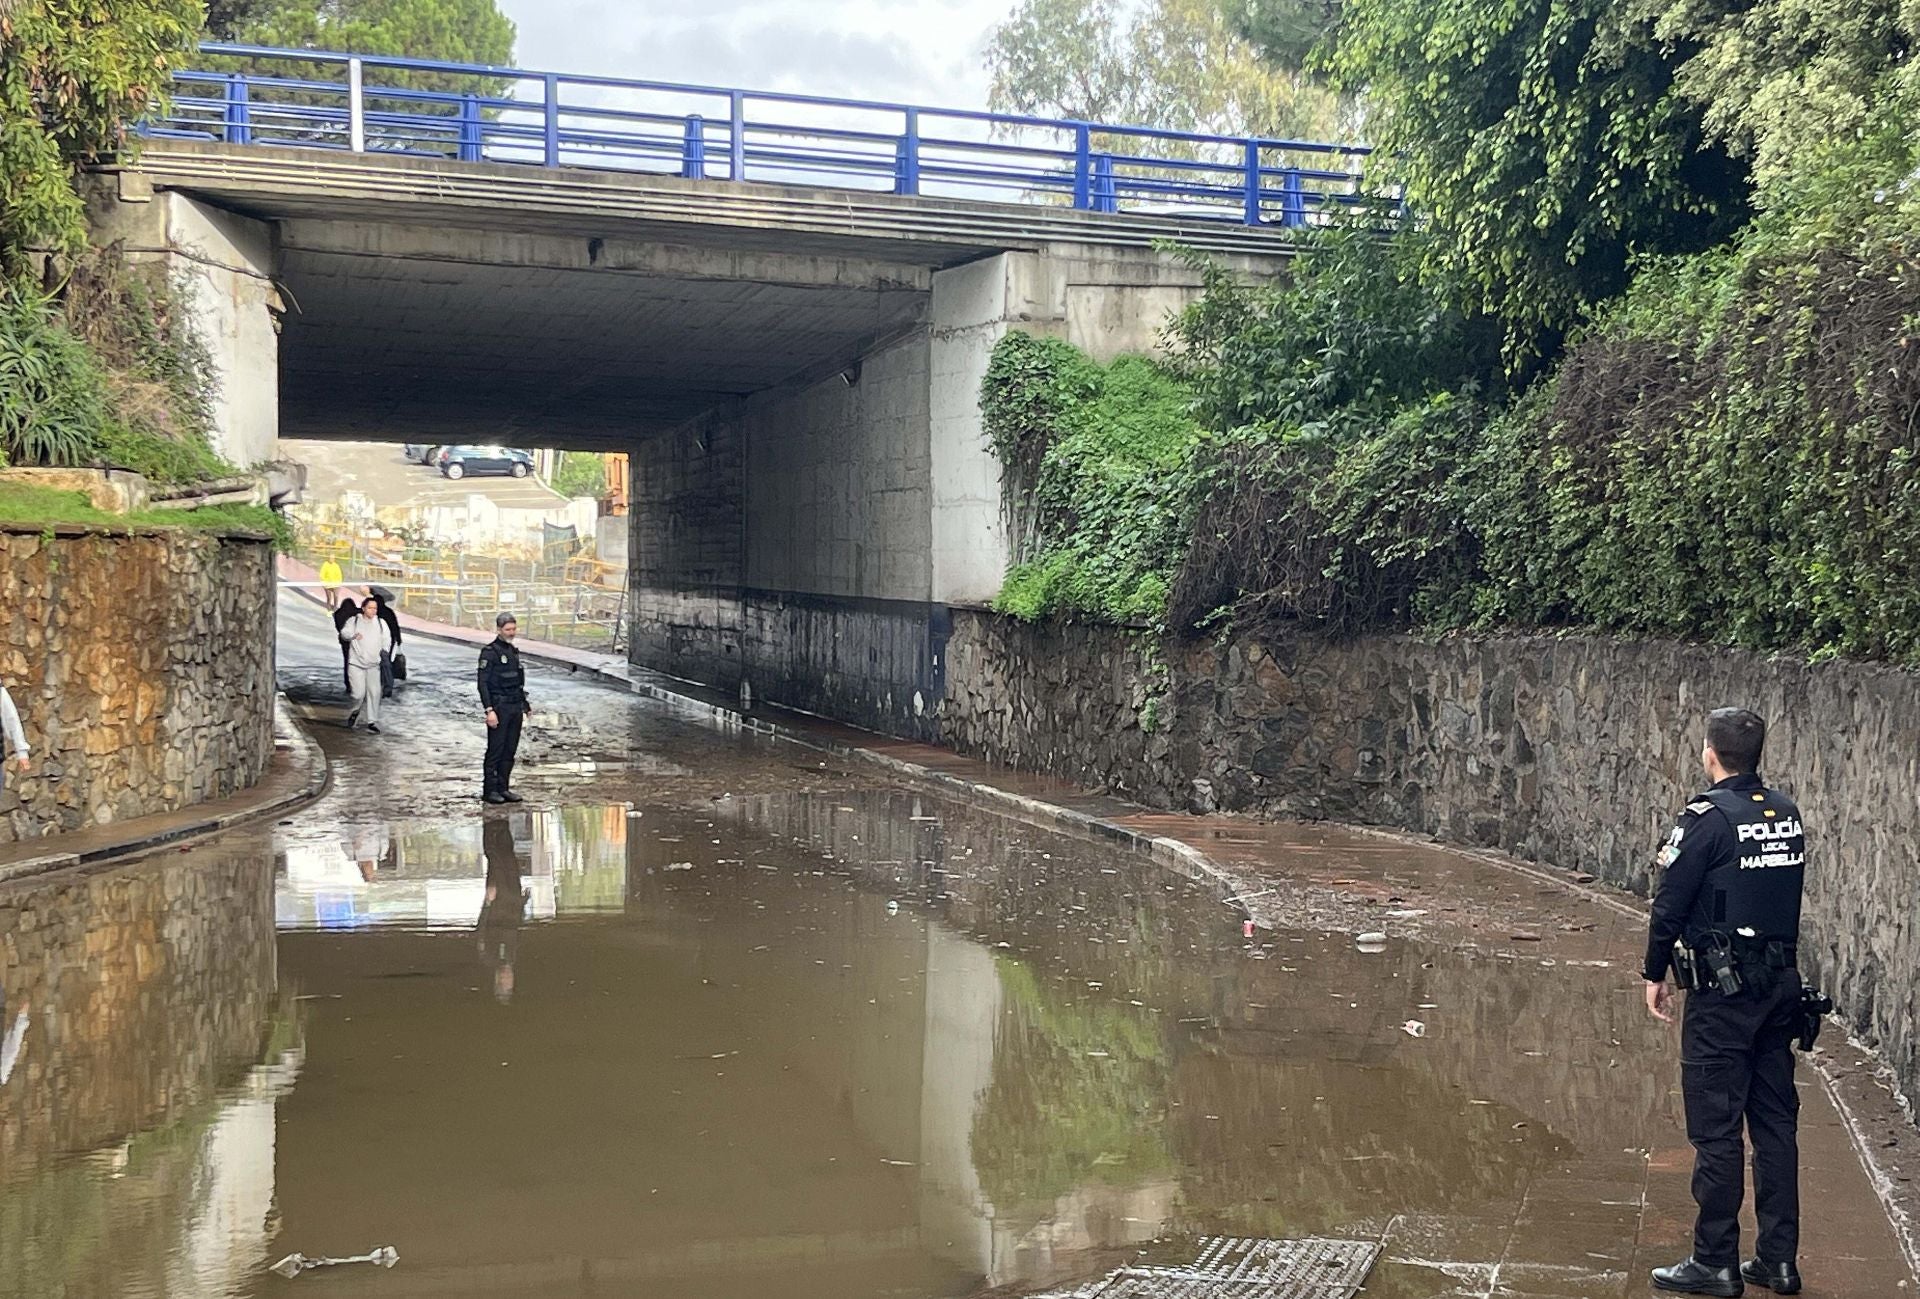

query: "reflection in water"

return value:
[477, 815, 528, 1002]
[0, 994, 26, 1086]
[272, 806, 629, 931]
[973, 955, 1172, 1216]
[0, 779, 1679, 1298]
[0, 835, 288, 1299]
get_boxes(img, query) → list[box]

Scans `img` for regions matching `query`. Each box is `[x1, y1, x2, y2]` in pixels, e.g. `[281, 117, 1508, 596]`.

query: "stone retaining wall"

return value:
[940, 609, 1920, 1110]
[0, 526, 277, 842]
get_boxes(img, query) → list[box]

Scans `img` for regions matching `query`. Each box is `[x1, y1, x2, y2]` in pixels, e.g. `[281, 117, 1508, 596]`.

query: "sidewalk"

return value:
[0, 698, 328, 885]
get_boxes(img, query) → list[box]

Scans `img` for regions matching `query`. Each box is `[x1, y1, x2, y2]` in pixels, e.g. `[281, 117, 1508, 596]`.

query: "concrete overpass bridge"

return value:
[94, 44, 1373, 737]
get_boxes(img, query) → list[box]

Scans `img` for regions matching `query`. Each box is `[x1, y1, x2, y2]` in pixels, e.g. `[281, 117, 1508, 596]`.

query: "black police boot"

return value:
[1740, 1259, 1801, 1295]
[500, 790, 524, 803]
[1652, 1257, 1743, 1296]
[484, 791, 506, 805]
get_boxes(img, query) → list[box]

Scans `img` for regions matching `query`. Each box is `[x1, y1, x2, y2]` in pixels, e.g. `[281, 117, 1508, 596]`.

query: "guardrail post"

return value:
[224, 76, 251, 145]
[894, 107, 920, 196]
[459, 92, 483, 161]
[681, 114, 706, 179]
[1072, 124, 1091, 209]
[1243, 141, 1263, 224]
[543, 73, 560, 166]
[1092, 153, 1116, 213]
[729, 90, 747, 180]
[1281, 168, 1306, 227]
[347, 58, 365, 152]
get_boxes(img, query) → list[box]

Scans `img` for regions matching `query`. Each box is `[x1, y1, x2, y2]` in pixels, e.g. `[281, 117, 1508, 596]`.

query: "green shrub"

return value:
[0, 289, 111, 469]
[94, 422, 231, 484]
[982, 339, 1195, 624]
[1453, 154, 1920, 662]
[981, 331, 1101, 559]
[0, 258, 233, 484]
[1165, 228, 1489, 634]
[975, 91, 1920, 665]
[63, 250, 218, 449]
[0, 0, 202, 268]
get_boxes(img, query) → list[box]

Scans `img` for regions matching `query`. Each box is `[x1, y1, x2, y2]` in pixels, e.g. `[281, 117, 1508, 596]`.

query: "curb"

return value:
[0, 695, 330, 886]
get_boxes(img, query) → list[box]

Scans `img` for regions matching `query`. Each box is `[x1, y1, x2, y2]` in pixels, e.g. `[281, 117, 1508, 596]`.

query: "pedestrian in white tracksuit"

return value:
[0, 684, 28, 788]
[339, 596, 392, 732]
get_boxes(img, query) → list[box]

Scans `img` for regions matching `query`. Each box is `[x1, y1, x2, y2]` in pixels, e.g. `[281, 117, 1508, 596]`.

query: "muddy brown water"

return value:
[0, 646, 1789, 1298]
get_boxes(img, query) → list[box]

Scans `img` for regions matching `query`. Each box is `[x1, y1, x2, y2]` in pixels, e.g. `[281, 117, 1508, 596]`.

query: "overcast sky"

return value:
[497, 0, 1009, 110]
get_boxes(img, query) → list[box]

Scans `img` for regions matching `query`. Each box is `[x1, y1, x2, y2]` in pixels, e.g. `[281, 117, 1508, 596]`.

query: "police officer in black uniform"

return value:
[1645, 707, 1808, 1297]
[478, 612, 532, 805]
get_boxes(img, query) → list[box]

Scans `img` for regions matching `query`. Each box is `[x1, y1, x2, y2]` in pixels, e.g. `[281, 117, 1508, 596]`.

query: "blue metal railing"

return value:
[142, 43, 1380, 229]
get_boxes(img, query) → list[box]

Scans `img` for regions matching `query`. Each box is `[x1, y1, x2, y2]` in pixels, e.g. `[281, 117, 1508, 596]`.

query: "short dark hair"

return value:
[1705, 707, 1766, 774]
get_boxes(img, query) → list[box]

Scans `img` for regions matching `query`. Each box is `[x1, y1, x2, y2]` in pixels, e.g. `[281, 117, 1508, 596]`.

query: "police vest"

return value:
[1695, 786, 1806, 943]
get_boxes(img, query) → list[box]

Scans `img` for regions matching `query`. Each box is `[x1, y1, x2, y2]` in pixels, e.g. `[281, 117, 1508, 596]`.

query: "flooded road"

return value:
[0, 605, 1909, 1297]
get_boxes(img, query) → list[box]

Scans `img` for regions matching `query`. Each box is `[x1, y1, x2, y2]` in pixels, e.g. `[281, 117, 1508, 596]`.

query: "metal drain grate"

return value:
[1081, 1236, 1380, 1299]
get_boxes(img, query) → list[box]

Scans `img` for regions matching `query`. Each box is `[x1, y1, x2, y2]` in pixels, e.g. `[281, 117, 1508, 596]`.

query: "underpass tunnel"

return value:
[88, 158, 1281, 742]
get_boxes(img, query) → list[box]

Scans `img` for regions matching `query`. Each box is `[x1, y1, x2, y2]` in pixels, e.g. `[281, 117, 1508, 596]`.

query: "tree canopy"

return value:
[1218, 0, 1343, 71]
[0, 0, 204, 270]
[1322, 0, 1750, 355]
[208, 0, 515, 66]
[1642, 0, 1913, 194]
[205, 0, 516, 106]
[986, 0, 1350, 142]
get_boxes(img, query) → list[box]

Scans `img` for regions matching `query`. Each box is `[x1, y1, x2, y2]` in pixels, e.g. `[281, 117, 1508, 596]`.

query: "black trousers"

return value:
[1681, 969, 1802, 1267]
[483, 708, 524, 796]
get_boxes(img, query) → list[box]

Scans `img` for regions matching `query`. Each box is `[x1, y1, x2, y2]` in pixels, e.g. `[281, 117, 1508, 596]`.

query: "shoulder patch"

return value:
[1685, 800, 1714, 816]
[480, 651, 493, 665]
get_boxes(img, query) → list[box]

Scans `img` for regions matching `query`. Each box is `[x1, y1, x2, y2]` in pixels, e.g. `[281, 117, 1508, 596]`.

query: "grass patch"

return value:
[0, 482, 290, 546]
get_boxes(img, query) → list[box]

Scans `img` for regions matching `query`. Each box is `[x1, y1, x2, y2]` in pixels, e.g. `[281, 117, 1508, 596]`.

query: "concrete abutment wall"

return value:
[85, 179, 280, 470]
[627, 245, 1225, 737]
[938, 610, 1920, 1113]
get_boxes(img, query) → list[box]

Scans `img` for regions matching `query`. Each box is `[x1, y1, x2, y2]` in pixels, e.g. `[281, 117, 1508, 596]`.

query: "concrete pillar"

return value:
[926, 246, 1213, 607]
[927, 254, 1032, 607]
[86, 177, 280, 469]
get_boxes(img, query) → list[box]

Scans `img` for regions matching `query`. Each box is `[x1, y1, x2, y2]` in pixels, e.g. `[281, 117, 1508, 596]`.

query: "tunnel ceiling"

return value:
[274, 233, 931, 449]
[133, 147, 1296, 451]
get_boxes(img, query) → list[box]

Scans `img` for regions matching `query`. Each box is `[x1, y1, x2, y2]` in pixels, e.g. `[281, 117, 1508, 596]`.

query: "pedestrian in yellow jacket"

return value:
[319, 558, 343, 606]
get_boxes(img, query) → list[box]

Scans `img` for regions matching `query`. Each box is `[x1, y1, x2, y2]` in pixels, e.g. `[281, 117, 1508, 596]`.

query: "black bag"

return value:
[1797, 986, 1835, 1052]
[391, 652, 408, 682]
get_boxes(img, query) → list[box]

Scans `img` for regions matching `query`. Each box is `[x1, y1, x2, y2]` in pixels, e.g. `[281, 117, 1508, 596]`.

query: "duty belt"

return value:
[1733, 938, 1797, 968]
[1672, 935, 1796, 994]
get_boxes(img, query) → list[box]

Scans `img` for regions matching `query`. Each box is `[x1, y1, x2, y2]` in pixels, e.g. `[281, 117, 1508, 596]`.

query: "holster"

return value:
[1671, 940, 1702, 992]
